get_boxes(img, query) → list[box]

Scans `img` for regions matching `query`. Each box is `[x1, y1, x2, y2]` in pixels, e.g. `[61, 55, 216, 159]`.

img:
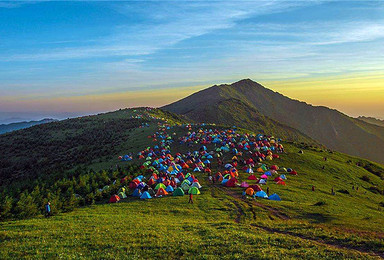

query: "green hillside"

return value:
[1, 108, 384, 258]
[163, 79, 384, 164]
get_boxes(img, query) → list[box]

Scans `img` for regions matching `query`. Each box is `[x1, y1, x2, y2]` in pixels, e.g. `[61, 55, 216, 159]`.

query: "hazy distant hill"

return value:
[0, 118, 57, 135]
[163, 79, 384, 164]
[357, 116, 384, 127]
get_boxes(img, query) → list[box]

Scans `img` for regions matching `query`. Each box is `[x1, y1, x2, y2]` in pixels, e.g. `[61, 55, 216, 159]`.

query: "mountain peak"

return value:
[230, 79, 265, 90]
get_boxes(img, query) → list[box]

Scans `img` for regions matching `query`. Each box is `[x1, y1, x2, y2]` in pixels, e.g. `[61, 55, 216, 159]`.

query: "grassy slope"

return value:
[1, 108, 384, 258]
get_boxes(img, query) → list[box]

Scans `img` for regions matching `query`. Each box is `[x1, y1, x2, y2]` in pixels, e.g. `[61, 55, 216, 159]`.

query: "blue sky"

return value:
[1, 1, 384, 122]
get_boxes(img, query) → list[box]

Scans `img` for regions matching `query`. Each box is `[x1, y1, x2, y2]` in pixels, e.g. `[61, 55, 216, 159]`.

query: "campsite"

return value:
[1, 108, 384, 259]
[1, 1, 384, 258]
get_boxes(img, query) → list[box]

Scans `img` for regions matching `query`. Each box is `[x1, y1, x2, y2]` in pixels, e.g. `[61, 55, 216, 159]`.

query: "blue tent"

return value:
[269, 193, 281, 201]
[132, 188, 142, 197]
[265, 171, 272, 176]
[221, 179, 229, 185]
[165, 185, 174, 192]
[280, 174, 287, 180]
[140, 191, 152, 199]
[255, 191, 268, 199]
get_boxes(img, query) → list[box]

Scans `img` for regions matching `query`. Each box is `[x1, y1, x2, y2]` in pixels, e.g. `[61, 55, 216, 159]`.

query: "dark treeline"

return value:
[0, 115, 146, 185]
[0, 164, 145, 221]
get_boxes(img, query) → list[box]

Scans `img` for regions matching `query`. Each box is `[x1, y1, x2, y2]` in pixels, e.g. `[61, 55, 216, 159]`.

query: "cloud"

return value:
[2, 1, 313, 62]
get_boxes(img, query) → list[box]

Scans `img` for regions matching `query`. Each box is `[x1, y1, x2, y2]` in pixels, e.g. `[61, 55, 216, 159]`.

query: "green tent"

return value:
[155, 183, 166, 190]
[118, 192, 127, 199]
[188, 187, 200, 195]
[173, 187, 185, 196]
[181, 182, 190, 191]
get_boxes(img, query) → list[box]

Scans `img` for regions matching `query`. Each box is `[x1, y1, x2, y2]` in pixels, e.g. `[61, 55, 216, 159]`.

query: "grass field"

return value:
[1, 108, 384, 259]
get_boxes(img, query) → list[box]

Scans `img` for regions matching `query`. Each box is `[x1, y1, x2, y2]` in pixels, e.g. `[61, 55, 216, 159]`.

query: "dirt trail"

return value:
[251, 223, 384, 259]
[215, 185, 384, 259]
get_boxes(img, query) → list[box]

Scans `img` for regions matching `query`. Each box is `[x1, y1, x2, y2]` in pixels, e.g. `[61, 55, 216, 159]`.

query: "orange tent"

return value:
[156, 188, 168, 196]
[245, 188, 254, 196]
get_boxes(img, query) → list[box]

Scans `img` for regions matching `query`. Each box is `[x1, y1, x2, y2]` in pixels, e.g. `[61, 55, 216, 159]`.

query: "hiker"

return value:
[356, 186, 359, 192]
[188, 193, 193, 204]
[312, 185, 315, 192]
[331, 187, 335, 195]
[267, 187, 270, 196]
[45, 202, 51, 218]
[322, 165, 325, 170]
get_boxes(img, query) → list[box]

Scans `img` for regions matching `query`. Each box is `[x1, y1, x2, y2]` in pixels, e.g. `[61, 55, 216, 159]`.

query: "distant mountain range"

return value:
[0, 118, 57, 135]
[164, 79, 384, 164]
[357, 116, 384, 127]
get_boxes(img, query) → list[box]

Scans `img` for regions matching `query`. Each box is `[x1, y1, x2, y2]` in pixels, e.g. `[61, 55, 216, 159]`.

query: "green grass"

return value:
[0, 182, 378, 259]
[1, 107, 384, 258]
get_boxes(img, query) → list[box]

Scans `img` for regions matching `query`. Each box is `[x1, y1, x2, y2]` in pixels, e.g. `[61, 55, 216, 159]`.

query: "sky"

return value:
[0, 0, 384, 123]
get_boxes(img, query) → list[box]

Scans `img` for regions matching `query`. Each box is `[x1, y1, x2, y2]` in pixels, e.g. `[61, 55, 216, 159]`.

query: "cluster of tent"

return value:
[111, 122, 204, 202]
[113, 110, 298, 204]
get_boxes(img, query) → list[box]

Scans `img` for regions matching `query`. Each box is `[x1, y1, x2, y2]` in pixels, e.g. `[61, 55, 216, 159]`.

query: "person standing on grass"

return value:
[312, 185, 315, 192]
[45, 202, 51, 218]
[189, 193, 193, 204]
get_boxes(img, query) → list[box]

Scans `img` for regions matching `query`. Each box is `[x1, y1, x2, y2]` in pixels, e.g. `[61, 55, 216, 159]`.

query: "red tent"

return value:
[225, 178, 238, 187]
[247, 174, 257, 180]
[277, 180, 286, 185]
[109, 195, 120, 203]
[274, 177, 283, 182]
[249, 184, 262, 191]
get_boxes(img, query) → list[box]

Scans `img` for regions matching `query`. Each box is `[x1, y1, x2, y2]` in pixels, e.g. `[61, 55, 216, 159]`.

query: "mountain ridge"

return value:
[163, 79, 384, 164]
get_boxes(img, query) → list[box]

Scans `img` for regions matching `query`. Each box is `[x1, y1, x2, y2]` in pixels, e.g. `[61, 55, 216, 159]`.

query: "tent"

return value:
[156, 187, 168, 196]
[260, 174, 268, 179]
[118, 192, 127, 199]
[188, 187, 201, 195]
[280, 174, 287, 180]
[109, 195, 120, 203]
[240, 181, 249, 188]
[249, 184, 262, 192]
[255, 191, 268, 199]
[245, 187, 254, 196]
[173, 187, 185, 196]
[132, 188, 142, 197]
[181, 182, 190, 191]
[269, 193, 281, 201]
[247, 174, 257, 180]
[165, 185, 174, 192]
[276, 180, 286, 186]
[191, 182, 202, 189]
[155, 183, 166, 190]
[258, 179, 267, 184]
[225, 178, 238, 187]
[140, 191, 152, 199]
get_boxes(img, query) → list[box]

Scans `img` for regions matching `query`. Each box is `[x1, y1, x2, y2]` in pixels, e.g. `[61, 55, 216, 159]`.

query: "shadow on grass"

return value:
[301, 212, 335, 223]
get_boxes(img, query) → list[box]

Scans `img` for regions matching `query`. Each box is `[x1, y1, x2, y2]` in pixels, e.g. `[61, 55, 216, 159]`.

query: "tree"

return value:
[0, 196, 13, 220]
[15, 192, 39, 218]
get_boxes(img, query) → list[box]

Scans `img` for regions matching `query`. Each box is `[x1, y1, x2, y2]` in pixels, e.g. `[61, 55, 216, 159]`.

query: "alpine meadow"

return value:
[1, 1, 384, 259]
